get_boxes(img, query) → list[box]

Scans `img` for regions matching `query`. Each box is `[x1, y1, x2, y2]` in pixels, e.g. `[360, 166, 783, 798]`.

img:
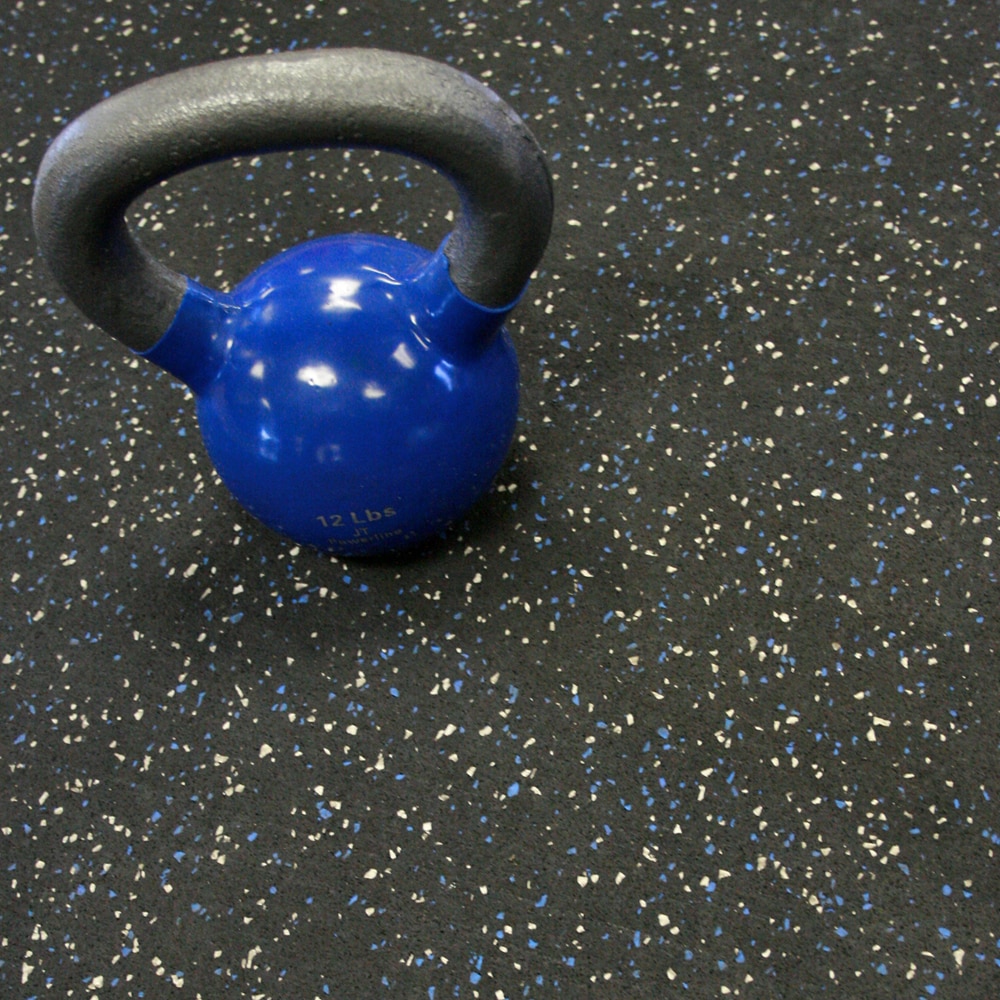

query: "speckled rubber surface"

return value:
[3, 2, 999, 997]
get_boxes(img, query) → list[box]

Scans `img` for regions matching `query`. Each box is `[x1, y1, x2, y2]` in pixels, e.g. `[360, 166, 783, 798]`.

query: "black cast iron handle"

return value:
[32, 48, 554, 351]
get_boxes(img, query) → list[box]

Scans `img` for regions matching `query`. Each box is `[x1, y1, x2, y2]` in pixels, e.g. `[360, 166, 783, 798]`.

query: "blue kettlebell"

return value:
[33, 49, 553, 555]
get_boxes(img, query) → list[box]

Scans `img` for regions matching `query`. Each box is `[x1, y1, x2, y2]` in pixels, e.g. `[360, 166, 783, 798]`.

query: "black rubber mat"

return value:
[2, 2, 998, 996]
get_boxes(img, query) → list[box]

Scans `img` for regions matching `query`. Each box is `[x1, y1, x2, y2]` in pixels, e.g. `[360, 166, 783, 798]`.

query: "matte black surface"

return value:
[3, 2, 999, 998]
[33, 48, 553, 350]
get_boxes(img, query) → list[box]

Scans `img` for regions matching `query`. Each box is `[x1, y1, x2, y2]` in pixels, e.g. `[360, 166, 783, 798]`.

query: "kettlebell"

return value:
[32, 49, 553, 556]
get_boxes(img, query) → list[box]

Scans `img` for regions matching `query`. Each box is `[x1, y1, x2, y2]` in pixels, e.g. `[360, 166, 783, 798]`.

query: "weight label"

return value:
[316, 506, 398, 530]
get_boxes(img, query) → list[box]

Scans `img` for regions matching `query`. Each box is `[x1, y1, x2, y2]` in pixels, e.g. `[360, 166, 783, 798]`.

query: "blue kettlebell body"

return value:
[144, 236, 520, 554]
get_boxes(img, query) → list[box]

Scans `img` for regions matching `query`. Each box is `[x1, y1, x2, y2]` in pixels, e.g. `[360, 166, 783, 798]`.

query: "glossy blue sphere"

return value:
[143, 235, 520, 555]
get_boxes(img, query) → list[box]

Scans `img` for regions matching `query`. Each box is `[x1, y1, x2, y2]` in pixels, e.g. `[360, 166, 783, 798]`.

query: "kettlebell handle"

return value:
[32, 48, 553, 351]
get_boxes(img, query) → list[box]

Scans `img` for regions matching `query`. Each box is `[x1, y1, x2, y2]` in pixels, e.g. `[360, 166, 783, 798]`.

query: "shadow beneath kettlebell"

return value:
[354, 455, 537, 568]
